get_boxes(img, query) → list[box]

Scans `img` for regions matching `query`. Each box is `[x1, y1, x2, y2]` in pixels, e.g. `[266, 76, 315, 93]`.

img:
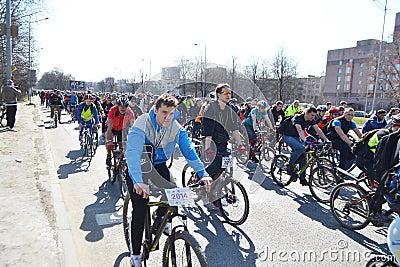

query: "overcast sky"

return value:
[35, 0, 400, 82]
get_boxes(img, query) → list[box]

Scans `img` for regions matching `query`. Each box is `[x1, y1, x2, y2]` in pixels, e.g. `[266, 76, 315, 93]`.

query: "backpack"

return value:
[277, 115, 294, 135]
[351, 129, 381, 155]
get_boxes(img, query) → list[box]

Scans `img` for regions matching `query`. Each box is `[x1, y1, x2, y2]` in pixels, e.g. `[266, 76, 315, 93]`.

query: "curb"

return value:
[35, 99, 80, 267]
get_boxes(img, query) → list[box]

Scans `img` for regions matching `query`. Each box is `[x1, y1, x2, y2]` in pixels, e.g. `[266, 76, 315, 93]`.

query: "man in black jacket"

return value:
[0, 80, 21, 131]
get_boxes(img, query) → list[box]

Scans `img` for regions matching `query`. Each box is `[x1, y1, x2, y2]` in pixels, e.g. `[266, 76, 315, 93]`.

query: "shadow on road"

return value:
[58, 149, 92, 179]
[80, 181, 122, 242]
[183, 204, 258, 266]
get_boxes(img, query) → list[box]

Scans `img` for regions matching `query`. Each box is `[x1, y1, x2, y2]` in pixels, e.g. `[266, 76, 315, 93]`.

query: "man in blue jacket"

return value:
[362, 109, 387, 134]
[125, 94, 212, 267]
[75, 95, 100, 142]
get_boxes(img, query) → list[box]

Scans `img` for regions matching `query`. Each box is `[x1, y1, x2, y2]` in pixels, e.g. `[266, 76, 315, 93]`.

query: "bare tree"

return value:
[37, 68, 73, 90]
[270, 46, 298, 102]
[177, 57, 191, 95]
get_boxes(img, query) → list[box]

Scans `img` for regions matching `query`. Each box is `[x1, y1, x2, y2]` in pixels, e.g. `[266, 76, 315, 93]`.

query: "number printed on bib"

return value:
[165, 187, 195, 206]
[221, 155, 233, 168]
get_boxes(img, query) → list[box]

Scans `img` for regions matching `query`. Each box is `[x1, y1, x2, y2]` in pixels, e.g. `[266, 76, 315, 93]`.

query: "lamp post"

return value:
[371, 0, 388, 113]
[28, 16, 49, 104]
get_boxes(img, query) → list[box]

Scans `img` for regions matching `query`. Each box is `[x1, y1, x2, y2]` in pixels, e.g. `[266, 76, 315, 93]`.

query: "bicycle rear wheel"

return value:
[270, 154, 292, 187]
[162, 231, 208, 267]
[330, 182, 370, 230]
[216, 179, 249, 225]
[308, 165, 338, 203]
[122, 193, 132, 251]
[54, 112, 58, 128]
[92, 129, 99, 152]
[259, 145, 275, 173]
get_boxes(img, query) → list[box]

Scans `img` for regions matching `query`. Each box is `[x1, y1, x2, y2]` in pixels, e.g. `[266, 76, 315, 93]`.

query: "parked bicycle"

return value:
[122, 184, 208, 267]
[270, 142, 338, 203]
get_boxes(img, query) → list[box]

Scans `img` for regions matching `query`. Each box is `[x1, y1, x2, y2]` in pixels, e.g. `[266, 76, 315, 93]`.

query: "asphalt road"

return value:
[38, 105, 390, 267]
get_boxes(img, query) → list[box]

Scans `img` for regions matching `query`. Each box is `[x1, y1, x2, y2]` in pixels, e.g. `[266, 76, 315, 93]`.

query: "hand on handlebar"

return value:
[199, 176, 213, 192]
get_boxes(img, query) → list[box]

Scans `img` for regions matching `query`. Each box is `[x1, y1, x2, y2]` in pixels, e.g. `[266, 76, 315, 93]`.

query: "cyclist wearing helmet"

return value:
[105, 98, 135, 166]
[242, 100, 274, 162]
[76, 95, 100, 142]
[308, 105, 328, 138]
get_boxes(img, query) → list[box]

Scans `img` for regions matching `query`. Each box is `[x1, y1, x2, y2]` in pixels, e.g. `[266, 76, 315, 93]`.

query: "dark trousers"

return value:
[6, 105, 17, 128]
[331, 138, 354, 169]
[126, 162, 176, 255]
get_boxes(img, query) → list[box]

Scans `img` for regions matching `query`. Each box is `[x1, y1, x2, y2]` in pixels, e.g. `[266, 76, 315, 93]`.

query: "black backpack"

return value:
[351, 129, 382, 155]
[277, 115, 294, 135]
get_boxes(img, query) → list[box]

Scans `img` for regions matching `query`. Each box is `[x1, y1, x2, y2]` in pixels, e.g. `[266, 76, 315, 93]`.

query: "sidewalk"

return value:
[0, 98, 75, 266]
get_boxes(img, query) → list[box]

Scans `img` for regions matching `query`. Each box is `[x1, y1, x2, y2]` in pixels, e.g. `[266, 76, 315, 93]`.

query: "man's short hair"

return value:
[326, 102, 332, 106]
[344, 107, 354, 113]
[155, 94, 178, 110]
[275, 101, 283, 106]
[340, 101, 347, 105]
[215, 83, 231, 94]
[377, 109, 387, 115]
[306, 107, 317, 114]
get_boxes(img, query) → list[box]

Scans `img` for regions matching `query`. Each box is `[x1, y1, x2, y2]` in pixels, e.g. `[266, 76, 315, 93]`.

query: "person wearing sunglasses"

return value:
[202, 83, 244, 181]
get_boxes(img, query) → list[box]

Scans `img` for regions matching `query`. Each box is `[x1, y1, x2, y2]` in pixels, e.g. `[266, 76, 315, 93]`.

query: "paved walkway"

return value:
[0, 99, 76, 267]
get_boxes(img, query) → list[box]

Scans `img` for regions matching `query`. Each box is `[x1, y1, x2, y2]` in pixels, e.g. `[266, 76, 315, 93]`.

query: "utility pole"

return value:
[6, 0, 12, 80]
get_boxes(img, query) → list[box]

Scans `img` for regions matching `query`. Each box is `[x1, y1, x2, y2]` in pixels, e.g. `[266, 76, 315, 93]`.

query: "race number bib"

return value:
[221, 155, 233, 168]
[165, 187, 195, 206]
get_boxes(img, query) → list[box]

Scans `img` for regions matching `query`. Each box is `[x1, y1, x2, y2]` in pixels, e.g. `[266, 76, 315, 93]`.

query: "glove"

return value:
[304, 140, 312, 146]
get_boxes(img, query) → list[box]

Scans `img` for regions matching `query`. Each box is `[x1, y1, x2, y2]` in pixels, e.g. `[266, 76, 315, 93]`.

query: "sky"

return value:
[34, 0, 400, 82]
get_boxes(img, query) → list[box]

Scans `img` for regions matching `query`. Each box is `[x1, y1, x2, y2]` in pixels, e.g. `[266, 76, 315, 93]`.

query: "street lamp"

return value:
[371, 0, 387, 112]
[28, 16, 49, 104]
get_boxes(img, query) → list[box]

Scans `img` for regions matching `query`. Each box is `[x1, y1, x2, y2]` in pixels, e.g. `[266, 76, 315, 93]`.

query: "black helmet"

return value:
[117, 98, 129, 107]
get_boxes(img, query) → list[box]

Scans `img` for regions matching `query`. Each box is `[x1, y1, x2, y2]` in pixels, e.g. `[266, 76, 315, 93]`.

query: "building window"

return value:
[345, 76, 351, 82]
[379, 102, 384, 108]
[339, 60, 343, 65]
[349, 59, 353, 63]
[358, 81, 362, 85]
[338, 68, 342, 74]
[344, 84, 350, 90]
[396, 63, 400, 71]
[368, 76, 374, 82]
[368, 84, 374, 90]
[346, 67, 352, 74]
[380, 93, 384, 99]
[360, 63, 364, 68]
[336, 84, 340, 90]
[369, 65, 376, 72]
[337, 76, 341, 82]
[359, 71, 363, 76]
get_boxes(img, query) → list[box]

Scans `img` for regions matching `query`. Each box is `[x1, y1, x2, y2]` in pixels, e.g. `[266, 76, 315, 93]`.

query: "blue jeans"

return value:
[283, 135, 306, 179]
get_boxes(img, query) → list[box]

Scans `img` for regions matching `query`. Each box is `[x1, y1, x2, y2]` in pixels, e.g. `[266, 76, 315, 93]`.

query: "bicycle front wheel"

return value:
[235, 143, 249, 165]
[270, 154, 292, 187]
[216, 179, 249, 225]
[118, 158, 128, 199]
[162, 231, 208, 267]
[108, 153, 117, 184]
[308, 165, 339, 203]
[93, 130, 99, 152]
[330, 182, 370, 230]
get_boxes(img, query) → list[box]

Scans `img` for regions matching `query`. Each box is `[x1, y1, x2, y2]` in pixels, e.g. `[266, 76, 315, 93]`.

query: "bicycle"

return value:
[107, 136, 122, 184]
[122, 185, 208, 267]
[116, 149, 128, 199]
[0, 104, 6, 127]
[51, 105, 62, 128]
[81, 124, 95, 164]
[70, 104, 77, 123]
[182, 149, 250, 225]
[270, 142, 339, 203]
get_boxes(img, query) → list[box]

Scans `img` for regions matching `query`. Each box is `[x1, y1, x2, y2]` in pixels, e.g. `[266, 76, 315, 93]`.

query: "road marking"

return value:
[95, 212, 123, 226]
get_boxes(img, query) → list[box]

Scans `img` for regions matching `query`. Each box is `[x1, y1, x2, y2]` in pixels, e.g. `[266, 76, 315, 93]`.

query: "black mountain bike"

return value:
[122, 185, 208, 267]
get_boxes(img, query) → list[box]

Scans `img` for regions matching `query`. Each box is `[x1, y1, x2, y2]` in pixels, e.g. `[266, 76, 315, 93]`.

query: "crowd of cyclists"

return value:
[35, 85, 400, 266]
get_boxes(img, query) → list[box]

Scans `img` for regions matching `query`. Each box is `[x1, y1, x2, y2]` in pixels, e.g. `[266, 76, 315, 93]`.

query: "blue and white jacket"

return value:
[126, 107, 208, 184]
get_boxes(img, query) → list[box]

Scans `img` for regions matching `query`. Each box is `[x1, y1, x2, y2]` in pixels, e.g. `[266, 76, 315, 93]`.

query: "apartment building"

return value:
[324, 12, 400, 111]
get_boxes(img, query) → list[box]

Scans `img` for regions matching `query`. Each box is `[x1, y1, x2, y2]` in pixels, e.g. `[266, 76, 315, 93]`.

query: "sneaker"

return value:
[299, 178, 309, 186]
[251, 156, 259, 163]
[370, 213, 392, 227]
[8, 128, 17, 132]
[286, 165, 294, 175]
[130, 254, 142, 267]
[106, 155, 111, 166]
